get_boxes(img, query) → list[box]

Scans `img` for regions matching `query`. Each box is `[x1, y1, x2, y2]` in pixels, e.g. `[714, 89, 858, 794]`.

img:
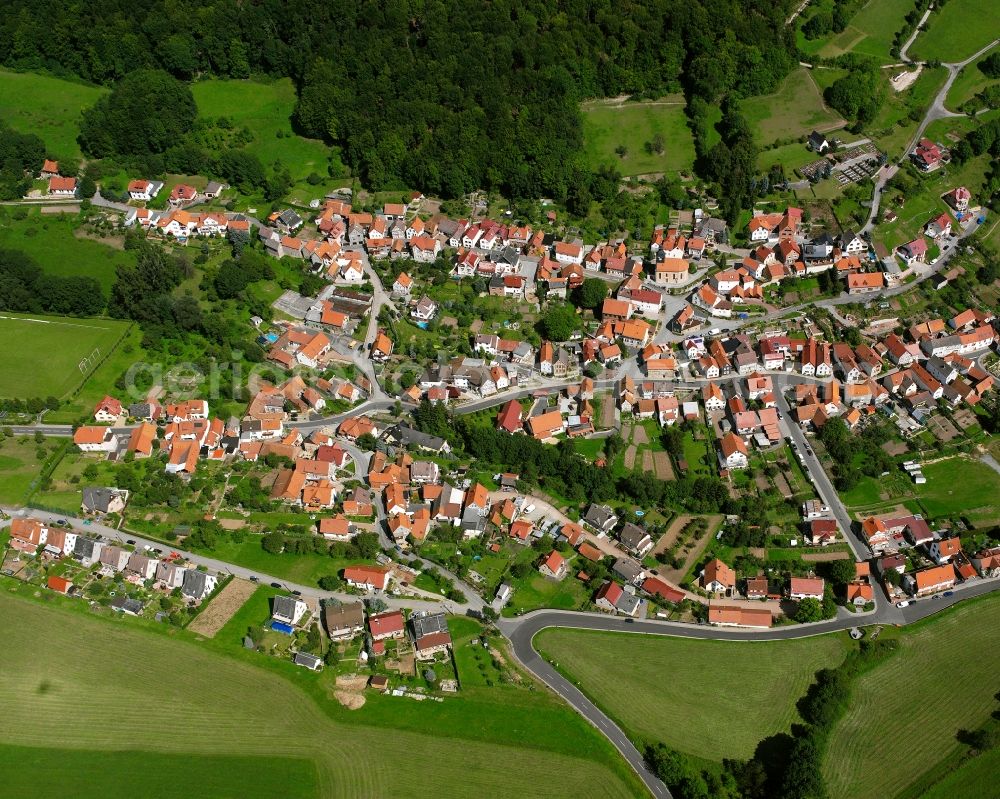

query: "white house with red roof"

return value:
[924, 213, 952, 240]
[93, 396, 123, 422]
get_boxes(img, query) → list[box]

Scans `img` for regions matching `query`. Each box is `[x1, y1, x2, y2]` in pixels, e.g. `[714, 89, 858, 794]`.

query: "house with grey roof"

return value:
[272, 595, 308, 626]
[81, 487, 129, 515]
[73, 536, 103, 566]
[294, 652, 323, 671]
[181, 569, 218, 601]
[583, 504, 618, 536]
[612, 557, 646, 586]
[618, 523, 654, 557]
[110, 596, 144, 616]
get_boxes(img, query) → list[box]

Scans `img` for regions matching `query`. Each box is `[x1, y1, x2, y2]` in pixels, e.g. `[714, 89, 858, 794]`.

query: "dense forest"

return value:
[0, 0, 797, 216]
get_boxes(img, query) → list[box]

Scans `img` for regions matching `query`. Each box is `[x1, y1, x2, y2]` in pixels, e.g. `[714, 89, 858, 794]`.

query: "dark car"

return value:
[943, 591, 954, 597]
[291, 590, 302, 597]
[270, 582, 281, 589]
[249, 576, 259, 583]
[153, 548, 163, 554]
[56, 519, 68, 526]
[126, 539, 136, 545]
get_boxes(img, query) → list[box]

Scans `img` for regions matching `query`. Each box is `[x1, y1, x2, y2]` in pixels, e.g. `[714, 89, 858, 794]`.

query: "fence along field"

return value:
[0, 592, 639, 799]
[0, 313, 129, 399]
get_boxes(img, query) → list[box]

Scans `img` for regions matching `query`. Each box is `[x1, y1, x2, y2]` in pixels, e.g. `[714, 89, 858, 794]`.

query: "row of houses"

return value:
[11, 517, 218, 601]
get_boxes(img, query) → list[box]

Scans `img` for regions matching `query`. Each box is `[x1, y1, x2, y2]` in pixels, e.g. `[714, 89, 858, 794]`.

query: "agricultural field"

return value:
[580, 97, 696, 176]
[535, 628, 852, 761]
[0, 313, 130, 400]
[823, 595, 1000, 799]
[0, 69, 106, 164]
[0, 591, 643, 799]
[191, 78, 332, 183]
[798, 0, 917, 62]
[740, 68, 845, 145]
[945, 46, 1000, 112]
[910, 0, 1000, 63]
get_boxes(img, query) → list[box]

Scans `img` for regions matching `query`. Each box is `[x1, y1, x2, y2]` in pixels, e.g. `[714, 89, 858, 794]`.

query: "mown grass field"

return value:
[0, 591, 643, 799]
[0, 313, 130, 399]
[535, 628, 852, 761]
[0, 209, 130, 293]
[0, 69, 105, 164]
[580, 98, 696, 176]
[740, 68, 844, 145]
[823, 594, 1000, 799]
[917, 746, 1000, 799]
[0, 744, 318, 799]
[910, 0, 1000, 63]
[191, 78, 331, 182]
[800, 0, 916, 62]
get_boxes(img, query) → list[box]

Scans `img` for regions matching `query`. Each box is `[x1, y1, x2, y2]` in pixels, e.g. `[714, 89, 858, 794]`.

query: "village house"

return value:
[701, 558, 736, 595]
[539, 550, 568, 580]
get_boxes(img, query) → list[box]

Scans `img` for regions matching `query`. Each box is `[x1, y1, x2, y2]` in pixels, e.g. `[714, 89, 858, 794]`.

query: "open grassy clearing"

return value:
[0, 209, 130, 293]
[580, 98, 696, 176]
[869, 66, 949, 160]
[740, 68, 845, 145]
[0, 436, 50, 504]
[0, 69, 105, 164]
[910, 0, 1000, 63]
[823, 594, 1000, 799]
[0, 590, 642, 799]
[842, 454, 1000, 526]
[535, 628, 852, 761]
[801, 0, 916, 62]
[945, 46, 1000, 111]
[0, 312, 130, 399]
[191, 78, 331, 182]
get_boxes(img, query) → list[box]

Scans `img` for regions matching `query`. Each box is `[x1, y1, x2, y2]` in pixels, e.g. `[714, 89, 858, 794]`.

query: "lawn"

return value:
[0, 69, 106, 164]
[910, 0, 1000, 63]
[0, 312, 131, 400]
[740, 68, 845, 145]
[0, 210, 132, 294]
[0, 590, 643, 799]
[823, 594, 1000, 799]
[535, 628, 852, 761]
[580, 98, 696, 176]
[915, 456, 1000, 524]
[191, 78, 331, 182]
[945, 46, 1000, 111]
